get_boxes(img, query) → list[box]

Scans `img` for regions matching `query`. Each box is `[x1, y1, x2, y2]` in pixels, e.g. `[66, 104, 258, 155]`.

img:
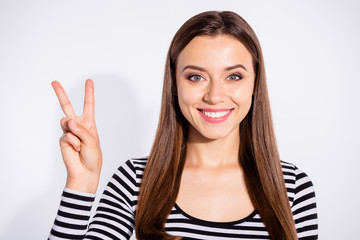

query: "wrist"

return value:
[65, 175, 100, 194]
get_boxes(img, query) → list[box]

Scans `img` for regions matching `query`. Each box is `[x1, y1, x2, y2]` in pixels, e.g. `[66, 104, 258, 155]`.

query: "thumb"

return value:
[68, 119, 97, 147]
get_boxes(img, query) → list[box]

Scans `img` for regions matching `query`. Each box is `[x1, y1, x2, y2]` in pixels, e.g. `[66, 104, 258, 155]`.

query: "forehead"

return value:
[176, 35, 253, 72]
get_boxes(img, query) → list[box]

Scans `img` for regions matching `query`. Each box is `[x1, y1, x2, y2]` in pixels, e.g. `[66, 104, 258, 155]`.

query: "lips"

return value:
[197, 108, 233, 123]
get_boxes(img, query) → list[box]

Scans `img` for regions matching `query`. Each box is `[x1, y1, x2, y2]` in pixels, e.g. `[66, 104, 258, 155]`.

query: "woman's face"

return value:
[176, 34, 255, 140]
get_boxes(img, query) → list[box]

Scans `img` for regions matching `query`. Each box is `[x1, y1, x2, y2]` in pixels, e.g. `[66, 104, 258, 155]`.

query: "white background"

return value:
[0, 0, 359, 239]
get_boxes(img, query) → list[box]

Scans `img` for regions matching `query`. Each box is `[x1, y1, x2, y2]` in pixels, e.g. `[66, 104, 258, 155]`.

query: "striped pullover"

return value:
[49, 158, 318, 239]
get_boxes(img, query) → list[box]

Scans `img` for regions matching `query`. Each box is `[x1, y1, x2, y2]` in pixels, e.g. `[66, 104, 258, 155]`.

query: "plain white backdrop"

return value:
[0, 0, 359, 239]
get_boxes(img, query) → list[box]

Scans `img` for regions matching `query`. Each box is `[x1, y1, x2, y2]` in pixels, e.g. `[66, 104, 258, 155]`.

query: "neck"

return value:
[185, 125, 240, 169]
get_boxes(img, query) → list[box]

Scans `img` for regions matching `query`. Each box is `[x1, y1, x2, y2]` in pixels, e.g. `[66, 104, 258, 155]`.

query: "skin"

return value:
[175, 35, 255, 222]
[52, 79, 102, 193]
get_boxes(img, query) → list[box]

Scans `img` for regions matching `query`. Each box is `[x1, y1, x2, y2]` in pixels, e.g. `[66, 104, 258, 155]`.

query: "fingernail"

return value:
[77, 146, 81, 152]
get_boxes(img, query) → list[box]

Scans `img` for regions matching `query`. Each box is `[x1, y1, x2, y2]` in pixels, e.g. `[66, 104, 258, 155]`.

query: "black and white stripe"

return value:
[49, 158, 318, 239]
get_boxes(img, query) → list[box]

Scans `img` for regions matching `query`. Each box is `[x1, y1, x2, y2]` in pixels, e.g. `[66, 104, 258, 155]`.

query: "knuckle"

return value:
[60, 133, 68, 141]
[60, 117, 67, 124]
[60, 117, 69, 129]
[59, 134, 66, 144]
[61, 132, 72, 142]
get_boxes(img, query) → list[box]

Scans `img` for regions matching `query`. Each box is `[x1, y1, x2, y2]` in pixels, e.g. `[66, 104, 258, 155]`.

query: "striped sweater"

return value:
[49, 158, 318, 239]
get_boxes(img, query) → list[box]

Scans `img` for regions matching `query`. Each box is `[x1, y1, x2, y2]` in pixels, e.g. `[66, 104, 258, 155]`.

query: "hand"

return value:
[52, 79, 102, 193]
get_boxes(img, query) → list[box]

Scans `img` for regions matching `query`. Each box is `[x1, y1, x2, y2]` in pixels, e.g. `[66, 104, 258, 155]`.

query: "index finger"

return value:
[51, 81, 76, 117]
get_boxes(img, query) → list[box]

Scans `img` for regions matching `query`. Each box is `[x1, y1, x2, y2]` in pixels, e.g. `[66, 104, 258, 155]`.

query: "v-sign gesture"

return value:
[52, 79, 102, 193]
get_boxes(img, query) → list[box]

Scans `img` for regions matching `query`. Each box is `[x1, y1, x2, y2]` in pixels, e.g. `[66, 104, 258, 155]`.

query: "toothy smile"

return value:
[197, 108, 234, 123]
[200, 110, 231, 118]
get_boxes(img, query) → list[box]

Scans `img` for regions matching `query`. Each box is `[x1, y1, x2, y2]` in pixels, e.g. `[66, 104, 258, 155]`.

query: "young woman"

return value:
[49, 11, 318, 240]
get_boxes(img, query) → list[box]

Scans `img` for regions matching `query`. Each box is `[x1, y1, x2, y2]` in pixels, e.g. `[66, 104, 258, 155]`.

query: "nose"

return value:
[203, 80, 225, 104]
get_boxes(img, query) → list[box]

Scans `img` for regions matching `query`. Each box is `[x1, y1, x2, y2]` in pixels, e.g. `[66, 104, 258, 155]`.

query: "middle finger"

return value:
[52, 81, 76, 117]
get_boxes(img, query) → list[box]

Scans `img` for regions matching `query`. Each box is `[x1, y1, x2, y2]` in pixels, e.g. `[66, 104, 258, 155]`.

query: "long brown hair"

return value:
[136, 11, 297, 240]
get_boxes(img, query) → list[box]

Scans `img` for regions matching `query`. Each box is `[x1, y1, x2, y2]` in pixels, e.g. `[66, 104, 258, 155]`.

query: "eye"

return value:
[187, 74, 204, 82]
[227, 74, 243, 81]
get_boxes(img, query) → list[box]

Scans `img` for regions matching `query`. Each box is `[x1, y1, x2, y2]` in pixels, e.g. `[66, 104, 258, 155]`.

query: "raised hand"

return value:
[52, 79, 102, 193]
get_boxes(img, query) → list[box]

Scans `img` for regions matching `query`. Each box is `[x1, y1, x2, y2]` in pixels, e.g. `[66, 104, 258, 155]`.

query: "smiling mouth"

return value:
[197, 108, 233, 119]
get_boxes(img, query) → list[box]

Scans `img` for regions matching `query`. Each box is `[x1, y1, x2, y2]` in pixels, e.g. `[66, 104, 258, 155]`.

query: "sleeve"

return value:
[48, 159, 137, 240]
[291, 166, 318, 240]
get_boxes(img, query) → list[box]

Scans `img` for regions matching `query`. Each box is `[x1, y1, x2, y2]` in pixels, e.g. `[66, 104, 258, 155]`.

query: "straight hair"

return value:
[135, 11, 298, 240]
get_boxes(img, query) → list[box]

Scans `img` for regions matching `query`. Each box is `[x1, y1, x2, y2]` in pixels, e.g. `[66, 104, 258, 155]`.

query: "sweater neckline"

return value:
[173, 203, 258, 227]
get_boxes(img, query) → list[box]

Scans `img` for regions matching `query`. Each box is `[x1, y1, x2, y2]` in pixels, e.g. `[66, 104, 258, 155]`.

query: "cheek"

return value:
[177, 83, 203, 107]
[176, 82, 205, 125]
[228, 84, 254, 106]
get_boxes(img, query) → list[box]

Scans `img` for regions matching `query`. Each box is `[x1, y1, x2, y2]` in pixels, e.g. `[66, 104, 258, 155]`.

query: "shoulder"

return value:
[111, 157, 147, 186]
[102, 157, 147, 211]
[281, 161, 318, 238]
[280, 161, 316, 208]
[128, 157, 147, 171]
[114, 157, 147, 190]
[123, 157, 147, 180]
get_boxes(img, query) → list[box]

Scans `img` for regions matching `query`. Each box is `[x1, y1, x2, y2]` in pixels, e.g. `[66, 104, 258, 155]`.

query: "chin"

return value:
[202, 132, 229, 141]
[195, 127, 236, 142]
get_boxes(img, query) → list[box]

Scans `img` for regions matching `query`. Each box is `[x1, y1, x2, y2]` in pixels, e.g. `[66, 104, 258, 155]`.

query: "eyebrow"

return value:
[182, 64, 248, 72]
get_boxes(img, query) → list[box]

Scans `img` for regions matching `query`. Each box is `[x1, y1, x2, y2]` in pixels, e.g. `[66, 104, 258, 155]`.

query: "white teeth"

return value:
[202, 110, 231, 118]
